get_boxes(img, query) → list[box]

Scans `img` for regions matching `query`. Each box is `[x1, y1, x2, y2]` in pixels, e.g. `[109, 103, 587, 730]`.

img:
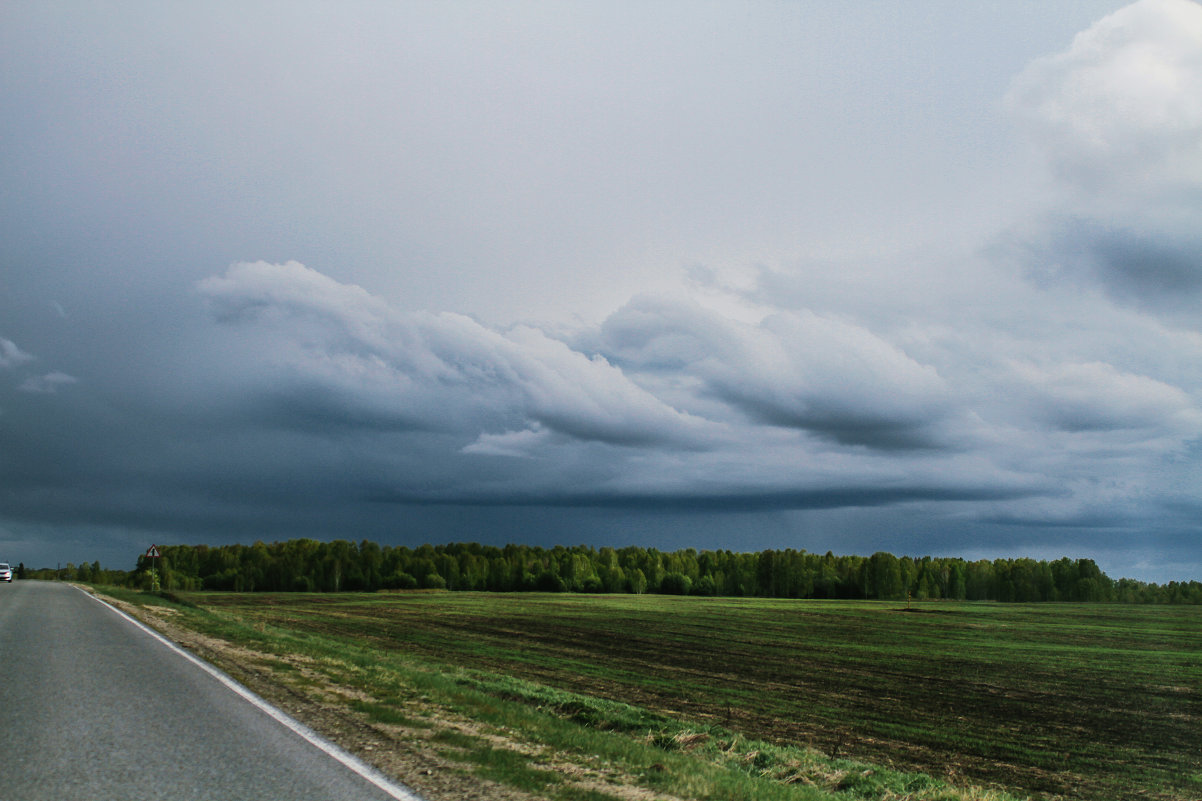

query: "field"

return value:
[130, 590, 1201, 800]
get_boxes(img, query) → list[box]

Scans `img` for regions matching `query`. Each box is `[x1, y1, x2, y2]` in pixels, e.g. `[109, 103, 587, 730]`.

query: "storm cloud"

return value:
[2, 1, 1201, 581]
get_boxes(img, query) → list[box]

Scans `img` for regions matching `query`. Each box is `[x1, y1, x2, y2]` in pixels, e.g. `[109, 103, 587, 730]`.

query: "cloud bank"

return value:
[2, 1, 1201, 581]
[188, 255, 1199, 539]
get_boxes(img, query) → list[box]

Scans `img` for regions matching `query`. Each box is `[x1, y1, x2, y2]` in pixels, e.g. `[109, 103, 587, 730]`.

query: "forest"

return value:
[90, 539, 1202, 604]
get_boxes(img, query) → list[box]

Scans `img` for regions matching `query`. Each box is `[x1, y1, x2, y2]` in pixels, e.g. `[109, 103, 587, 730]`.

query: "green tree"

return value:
[868, 552, 904, 600]
[659, 572, 692, 595]
[948, 561, 967, 600]
[535, 570, 565, 592]
[756, 550, 777, 597]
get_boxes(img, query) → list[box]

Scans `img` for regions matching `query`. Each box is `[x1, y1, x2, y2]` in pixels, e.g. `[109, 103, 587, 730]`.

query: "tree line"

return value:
[18, 561, 127, 584]
[97, 540, 1202, 604]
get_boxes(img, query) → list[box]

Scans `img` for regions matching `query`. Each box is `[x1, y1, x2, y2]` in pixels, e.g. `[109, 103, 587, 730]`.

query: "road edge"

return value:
[74, 585, 427, 801]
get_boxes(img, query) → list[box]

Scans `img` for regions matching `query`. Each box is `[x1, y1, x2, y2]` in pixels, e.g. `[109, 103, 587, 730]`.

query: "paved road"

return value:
[0, 580, 422, 801]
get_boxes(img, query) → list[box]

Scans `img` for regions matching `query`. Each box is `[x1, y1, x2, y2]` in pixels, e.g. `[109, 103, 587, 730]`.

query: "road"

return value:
[0, 580, 423, 801]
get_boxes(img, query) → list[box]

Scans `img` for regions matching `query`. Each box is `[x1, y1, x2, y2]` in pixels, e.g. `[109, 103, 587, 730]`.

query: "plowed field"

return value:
[192, 592, 1202, 800]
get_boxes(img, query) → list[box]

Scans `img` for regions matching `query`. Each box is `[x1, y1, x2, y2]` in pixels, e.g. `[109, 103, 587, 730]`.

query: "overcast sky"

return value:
[3, 1, 1201, 582]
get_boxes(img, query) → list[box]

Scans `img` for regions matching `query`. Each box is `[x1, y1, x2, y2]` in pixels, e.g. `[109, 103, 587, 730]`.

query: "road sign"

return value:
[146, 545, 160, 558]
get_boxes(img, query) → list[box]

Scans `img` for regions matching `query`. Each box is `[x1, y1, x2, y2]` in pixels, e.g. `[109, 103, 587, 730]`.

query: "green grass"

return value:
[102, 587, 1202, 800]
[350, 699, 433, 728]
[459, 745, 563, 793]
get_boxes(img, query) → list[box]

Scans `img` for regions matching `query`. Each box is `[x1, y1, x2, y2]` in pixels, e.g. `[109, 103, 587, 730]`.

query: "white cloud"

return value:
[1006, 0, 1202, 194]
[198, 260, 396, 350]
[0, 338, 34, 369]
[461, 425, 554, 458]
[1004, 0, 1202, 313]
[599, 295, 951, 449]
[19, 372, 78, 394]
[1009, 360, 1201, 435]
[198, 261, 716, 449]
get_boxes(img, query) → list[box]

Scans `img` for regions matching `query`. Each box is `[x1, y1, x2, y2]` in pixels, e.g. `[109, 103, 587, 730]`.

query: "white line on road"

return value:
[76, 586, 426, 801]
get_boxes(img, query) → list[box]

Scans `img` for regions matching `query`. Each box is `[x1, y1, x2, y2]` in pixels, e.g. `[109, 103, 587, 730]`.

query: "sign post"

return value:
[146, 544, 161, 591]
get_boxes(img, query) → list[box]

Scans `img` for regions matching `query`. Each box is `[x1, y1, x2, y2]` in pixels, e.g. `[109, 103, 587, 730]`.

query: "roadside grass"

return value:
[352, 699, 434, 729]
[93, 586, 1201, 801]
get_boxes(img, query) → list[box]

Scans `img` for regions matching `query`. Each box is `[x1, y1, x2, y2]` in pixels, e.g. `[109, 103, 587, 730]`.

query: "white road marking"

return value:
[76, 586, 426, 801]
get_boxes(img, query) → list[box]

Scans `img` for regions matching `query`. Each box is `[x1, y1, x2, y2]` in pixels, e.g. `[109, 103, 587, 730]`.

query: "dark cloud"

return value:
[1086, 228, 1202, 297]
[1008, 217, 1202, 310]
[721, 403, 948, 451]
[370, 482, 1049, 513]
[235, 381, 441, 435]
[4, 253, 1200, 581]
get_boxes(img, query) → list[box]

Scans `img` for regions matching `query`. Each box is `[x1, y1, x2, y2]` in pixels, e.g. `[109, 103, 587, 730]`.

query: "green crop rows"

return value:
[178, 592, 1201, 800]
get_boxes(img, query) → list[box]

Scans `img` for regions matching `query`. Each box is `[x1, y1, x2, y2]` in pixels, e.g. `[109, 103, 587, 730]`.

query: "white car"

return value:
[0, 563, 11, 582]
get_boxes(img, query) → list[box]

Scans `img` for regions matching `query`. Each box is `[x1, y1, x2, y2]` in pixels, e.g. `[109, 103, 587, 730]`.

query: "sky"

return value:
[2, 1, 1201, 582]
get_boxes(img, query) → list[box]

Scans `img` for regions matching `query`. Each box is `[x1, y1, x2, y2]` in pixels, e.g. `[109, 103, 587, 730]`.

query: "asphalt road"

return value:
[0, 580, 423, 801]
